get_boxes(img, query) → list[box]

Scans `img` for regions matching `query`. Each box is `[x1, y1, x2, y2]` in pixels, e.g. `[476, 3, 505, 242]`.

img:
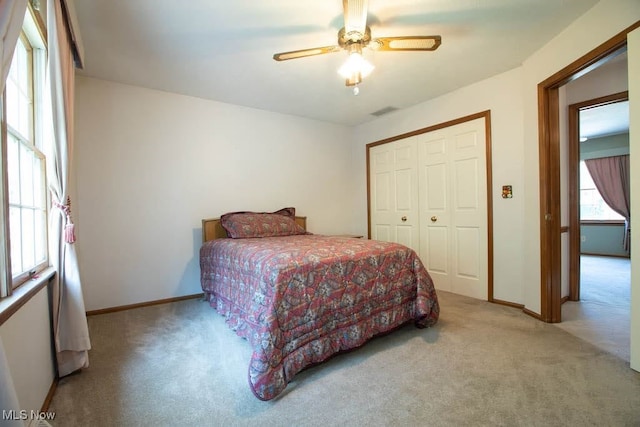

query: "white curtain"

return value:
[0, 0, 28, 422]
[46, 0, 91, 377]
[0, 0, 26, 84]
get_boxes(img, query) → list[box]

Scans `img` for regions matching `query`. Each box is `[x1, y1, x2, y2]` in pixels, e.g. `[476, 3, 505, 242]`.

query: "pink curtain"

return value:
[585, 155, 631, 251]
[46, 0, 91, 377]
[0, 0, 29, 421]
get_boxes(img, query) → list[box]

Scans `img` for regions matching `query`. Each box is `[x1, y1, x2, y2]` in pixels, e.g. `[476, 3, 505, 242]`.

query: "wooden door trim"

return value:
[485, 113, 494, 302]
[538, 21, 639, 323]
[366, 110, 493, 301]
[568, 91, 629, 302]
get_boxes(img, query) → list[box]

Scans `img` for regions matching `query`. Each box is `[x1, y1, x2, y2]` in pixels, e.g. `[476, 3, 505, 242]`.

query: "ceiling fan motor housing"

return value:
[338, 26, 372, 48]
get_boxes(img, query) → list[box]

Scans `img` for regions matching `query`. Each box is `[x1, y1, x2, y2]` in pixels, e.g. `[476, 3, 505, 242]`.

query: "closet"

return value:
[368, 115, 490, 300]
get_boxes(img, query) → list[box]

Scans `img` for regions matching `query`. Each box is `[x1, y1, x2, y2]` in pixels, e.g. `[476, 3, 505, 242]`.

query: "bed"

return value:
[200, 208, 439, 400]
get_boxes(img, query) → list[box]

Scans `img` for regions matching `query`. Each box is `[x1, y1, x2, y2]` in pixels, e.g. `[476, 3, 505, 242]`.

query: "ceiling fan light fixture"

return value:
[338, 43, 374, 85]
[272, 1, 442, 89]
[345, 72, 362, 86]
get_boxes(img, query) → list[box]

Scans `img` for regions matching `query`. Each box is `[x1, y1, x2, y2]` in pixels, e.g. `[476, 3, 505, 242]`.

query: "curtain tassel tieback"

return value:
[53, 196, 76, 244]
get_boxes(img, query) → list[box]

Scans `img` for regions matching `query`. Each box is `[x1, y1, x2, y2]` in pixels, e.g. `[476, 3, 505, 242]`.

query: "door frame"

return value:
[538, 22, 640, 323]
[568, 91, 629, 301]
[366, 110, 494, 301]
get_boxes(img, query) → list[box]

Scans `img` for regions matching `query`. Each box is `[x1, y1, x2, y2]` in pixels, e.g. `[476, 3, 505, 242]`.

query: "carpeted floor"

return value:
[48, 290, 640, 426]
[557, 255, 630, 361]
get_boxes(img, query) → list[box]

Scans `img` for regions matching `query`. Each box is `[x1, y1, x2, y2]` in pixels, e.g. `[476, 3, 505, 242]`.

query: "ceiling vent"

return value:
[371, 106, 398, 117]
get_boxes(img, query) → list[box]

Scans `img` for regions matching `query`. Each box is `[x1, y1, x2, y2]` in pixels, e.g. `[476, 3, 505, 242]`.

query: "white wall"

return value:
[565, 53, 629, 104]
[352, 67, 526, 305]
[0, 288, 55, 413]
[74, 77, 354, 311]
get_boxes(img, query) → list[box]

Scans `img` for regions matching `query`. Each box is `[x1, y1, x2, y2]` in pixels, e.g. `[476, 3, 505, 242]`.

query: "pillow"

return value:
[271, 207, 295, 218]
[220, 208, 307, 239]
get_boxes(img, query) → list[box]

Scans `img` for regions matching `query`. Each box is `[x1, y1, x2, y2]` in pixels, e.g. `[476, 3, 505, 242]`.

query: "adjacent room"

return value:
[1, 0, 639, 425]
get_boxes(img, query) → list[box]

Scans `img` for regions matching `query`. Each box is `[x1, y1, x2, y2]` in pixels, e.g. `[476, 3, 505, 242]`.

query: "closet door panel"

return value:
[449, 119, 487, 300]
[370, 145, 394, 242]
[369, 138, 419, 251]
[426, 226, 449, 276]
[419, 118, 487, 299]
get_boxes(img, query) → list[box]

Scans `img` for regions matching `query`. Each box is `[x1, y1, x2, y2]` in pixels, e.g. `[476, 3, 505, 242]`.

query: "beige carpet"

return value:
[48, 291, 640, 426]
[557, 255, 630, 361]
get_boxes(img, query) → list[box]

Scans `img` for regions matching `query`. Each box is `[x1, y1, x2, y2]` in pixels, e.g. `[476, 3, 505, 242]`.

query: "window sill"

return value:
[580, 220, 626, 225]
[0, 267, 55, 327]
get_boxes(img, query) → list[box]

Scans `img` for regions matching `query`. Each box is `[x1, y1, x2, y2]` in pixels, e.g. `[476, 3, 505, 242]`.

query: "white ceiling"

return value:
[73, 0, 601, 126]
[580, 101, 629, 141]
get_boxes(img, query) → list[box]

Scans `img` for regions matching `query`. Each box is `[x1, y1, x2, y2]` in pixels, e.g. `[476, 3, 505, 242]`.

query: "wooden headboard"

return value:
[202, 216, 307, 243]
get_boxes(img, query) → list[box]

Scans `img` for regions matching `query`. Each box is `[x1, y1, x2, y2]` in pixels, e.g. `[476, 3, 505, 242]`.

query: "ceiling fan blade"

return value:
[343, 0, 369, 37]
[273, 45, 341, 61]
[371, 36, 442, 52]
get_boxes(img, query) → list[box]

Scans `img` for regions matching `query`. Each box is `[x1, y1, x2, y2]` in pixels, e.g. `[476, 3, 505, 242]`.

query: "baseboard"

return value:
[86, 293, 204, 316]
[41, 375, 58, 412]
[522, 307, 542, 320]
[491, 298, 525, 310]
[580, 252, 630, 259]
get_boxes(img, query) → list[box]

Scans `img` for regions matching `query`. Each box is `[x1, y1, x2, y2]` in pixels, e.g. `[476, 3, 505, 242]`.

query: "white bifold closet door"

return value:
[369, 136, 420, 253]
[369, 117, 488, 300]
[417, 118, 487, 300]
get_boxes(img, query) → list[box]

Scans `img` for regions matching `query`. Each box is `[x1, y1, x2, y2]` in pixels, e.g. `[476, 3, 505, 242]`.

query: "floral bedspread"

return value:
[200, 234, 439, 400]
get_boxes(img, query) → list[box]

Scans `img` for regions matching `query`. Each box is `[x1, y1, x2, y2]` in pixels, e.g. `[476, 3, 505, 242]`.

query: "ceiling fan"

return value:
[273, 0, 442, 89]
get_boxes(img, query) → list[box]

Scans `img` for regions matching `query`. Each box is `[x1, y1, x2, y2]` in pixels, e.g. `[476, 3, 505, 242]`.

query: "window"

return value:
[579, 161, 624, 221]
[2, 6, 48, 290]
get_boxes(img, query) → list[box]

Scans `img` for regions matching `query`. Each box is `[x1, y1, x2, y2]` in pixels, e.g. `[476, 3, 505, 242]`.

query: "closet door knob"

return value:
[401, 216, 407, 222]
[431, 216, 438, 222]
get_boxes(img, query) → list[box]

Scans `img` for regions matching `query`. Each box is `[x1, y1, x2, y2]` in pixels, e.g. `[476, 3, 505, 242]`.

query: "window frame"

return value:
[6, 137, 48, 288]
[1, 4, 48, 296]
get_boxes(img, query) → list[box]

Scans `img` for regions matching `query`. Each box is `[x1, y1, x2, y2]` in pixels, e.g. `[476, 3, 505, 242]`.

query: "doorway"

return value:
[557, 91, 631, 361]
[568, 92, 629, 301]
[538, 22, 639, 324]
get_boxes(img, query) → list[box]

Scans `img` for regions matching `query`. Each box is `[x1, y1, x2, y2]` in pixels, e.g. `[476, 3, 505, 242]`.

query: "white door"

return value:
[418, 118, 488, 299]
[369, 137, 420, 251]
